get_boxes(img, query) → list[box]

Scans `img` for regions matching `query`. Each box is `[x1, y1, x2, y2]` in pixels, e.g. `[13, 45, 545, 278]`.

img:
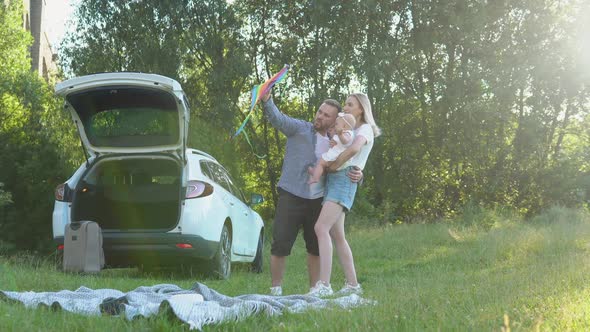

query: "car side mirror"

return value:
[250, 193, 264, 206]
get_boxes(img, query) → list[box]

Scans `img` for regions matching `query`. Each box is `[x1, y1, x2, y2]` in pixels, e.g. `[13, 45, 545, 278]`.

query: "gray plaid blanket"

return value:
[1, 283, 376, 330]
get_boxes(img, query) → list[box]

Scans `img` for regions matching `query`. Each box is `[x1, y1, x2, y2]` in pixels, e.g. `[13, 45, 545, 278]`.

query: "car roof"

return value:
[188, 148, 218, 163]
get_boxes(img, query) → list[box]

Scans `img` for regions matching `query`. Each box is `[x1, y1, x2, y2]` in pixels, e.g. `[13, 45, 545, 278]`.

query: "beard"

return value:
[313, 119, 322, 130]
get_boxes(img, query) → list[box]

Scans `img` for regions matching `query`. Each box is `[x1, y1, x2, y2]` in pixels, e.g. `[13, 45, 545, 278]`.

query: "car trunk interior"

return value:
[71, 156, 182, 230]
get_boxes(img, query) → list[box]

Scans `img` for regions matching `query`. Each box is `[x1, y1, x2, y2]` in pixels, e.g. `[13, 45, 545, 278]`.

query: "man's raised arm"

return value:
[262, 91, 308, 137]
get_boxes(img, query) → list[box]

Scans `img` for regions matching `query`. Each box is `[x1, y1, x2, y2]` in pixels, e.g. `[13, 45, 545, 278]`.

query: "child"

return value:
[308, 112, 356, 184]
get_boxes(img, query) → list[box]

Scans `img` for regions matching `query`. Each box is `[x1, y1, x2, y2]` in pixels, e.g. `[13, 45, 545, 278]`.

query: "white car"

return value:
[51, 73, 265, 279]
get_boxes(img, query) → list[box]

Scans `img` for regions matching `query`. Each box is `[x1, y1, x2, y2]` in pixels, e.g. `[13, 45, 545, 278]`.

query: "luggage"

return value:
[63, 220, 105, 273]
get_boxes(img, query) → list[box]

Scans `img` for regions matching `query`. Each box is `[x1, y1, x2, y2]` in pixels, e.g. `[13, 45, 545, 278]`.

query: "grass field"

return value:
[2, 206, 590, 331]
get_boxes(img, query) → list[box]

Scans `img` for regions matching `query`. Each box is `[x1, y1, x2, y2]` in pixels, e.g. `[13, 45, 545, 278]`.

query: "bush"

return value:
[448, 201, 522, 230]
[528, 205, 590, 225]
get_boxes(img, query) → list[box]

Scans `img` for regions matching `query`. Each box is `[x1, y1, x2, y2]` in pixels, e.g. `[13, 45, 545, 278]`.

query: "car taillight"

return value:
[186, 181, 214, 199]
[57, 244, 64, 250]
[55, 183, 66, 201]
[176, 243, 193, 249]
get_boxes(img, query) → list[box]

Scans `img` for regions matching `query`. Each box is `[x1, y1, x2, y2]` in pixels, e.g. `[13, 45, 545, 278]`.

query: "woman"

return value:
[308, 93, 381, 296]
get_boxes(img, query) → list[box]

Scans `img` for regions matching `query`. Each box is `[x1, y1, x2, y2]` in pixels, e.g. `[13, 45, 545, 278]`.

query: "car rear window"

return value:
[67, 87, 180, 147]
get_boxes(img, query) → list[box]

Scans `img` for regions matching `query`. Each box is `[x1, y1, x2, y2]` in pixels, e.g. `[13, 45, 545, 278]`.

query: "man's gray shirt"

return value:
[263, 98, 326, 199]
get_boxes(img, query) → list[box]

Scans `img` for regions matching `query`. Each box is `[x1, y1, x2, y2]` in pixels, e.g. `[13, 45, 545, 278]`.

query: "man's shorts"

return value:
[271, 187, 323, 257]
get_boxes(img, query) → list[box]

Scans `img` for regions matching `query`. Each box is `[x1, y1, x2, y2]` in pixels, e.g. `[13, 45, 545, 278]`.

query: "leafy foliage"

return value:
[58, 0, 590, 221]
[0, 2, 81, 252]
[0, 183, 12, 207]
[2, 0, 590, 251]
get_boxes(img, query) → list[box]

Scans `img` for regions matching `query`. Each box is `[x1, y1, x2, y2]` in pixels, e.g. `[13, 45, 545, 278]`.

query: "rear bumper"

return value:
[54, 232, 218, 267]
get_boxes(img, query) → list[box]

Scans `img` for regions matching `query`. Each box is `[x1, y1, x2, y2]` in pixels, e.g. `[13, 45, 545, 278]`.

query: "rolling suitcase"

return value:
[63, 220, 105, 273]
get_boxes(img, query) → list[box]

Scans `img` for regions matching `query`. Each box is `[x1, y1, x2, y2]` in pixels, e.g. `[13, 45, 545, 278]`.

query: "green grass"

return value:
[2, 206, 590, 331]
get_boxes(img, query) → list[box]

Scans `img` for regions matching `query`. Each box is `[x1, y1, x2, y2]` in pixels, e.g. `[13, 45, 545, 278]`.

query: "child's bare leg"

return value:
[308, 159, 330, 184]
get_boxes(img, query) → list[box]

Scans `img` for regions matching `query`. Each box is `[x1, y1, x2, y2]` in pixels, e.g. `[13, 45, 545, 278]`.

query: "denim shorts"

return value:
[323, 166, 358, 212]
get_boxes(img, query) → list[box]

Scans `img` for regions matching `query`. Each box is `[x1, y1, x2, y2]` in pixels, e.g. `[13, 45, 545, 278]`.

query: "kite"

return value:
[232, 64, 290, 140]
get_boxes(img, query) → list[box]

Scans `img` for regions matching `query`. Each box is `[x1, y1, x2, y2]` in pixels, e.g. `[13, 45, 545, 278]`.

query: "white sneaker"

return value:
[337, 282, 363, 296]
[307, 281, 333, 297]
[270, 286, 282, 296]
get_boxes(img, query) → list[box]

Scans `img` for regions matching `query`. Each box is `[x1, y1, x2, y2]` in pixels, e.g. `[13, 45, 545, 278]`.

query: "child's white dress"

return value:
[322, 130, 354, 170]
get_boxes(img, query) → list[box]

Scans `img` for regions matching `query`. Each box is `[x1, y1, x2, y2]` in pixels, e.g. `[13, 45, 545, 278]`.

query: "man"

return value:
[261, 91, 362, 295]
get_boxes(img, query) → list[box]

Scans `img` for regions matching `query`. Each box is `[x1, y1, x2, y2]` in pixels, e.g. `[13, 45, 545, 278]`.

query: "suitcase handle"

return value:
[70, 221, 83, 231]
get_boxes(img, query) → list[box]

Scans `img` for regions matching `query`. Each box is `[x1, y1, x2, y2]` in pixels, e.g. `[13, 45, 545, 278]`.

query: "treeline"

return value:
[1, 0, 589, 252]
[0, 2, 82, 251]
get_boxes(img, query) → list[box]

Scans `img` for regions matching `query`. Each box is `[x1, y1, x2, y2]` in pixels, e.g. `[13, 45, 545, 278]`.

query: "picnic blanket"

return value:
[1, 282, 376, 330]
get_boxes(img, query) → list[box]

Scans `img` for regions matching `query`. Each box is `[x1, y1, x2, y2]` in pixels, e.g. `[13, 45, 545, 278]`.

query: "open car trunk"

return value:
[55, 73, 190, 159]
[71, 156, 183, 231]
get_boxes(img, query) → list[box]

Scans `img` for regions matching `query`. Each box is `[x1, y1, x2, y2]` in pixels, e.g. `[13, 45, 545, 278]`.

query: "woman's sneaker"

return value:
[337, 282, 363, 296]
[307, 281, 333, 297]
[270, 286, 283, 296]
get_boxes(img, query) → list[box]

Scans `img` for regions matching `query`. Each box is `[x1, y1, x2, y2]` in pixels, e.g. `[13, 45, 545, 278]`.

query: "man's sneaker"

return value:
[270, 286, 282, 296]
[307, 281, 333, 297]
[337, 282, 363, 296]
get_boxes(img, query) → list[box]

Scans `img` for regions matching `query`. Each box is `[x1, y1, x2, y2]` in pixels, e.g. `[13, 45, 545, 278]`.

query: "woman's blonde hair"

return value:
[350, 93, 381, 138]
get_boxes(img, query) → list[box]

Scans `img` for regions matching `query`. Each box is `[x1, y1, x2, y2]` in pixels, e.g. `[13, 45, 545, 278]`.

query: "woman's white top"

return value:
[349, 124, 374, 170]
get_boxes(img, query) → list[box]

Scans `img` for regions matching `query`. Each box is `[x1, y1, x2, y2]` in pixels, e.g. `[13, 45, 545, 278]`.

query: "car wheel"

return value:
[210, 224, 231, 279]
[251, 231, 263, 273]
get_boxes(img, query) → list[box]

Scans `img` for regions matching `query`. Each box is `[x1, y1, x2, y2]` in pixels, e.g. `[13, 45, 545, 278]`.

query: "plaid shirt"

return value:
[263, 99, 325, 199]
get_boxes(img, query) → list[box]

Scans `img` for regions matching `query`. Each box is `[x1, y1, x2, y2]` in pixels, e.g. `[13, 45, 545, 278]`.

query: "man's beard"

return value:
[313, 120, 321, 130]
